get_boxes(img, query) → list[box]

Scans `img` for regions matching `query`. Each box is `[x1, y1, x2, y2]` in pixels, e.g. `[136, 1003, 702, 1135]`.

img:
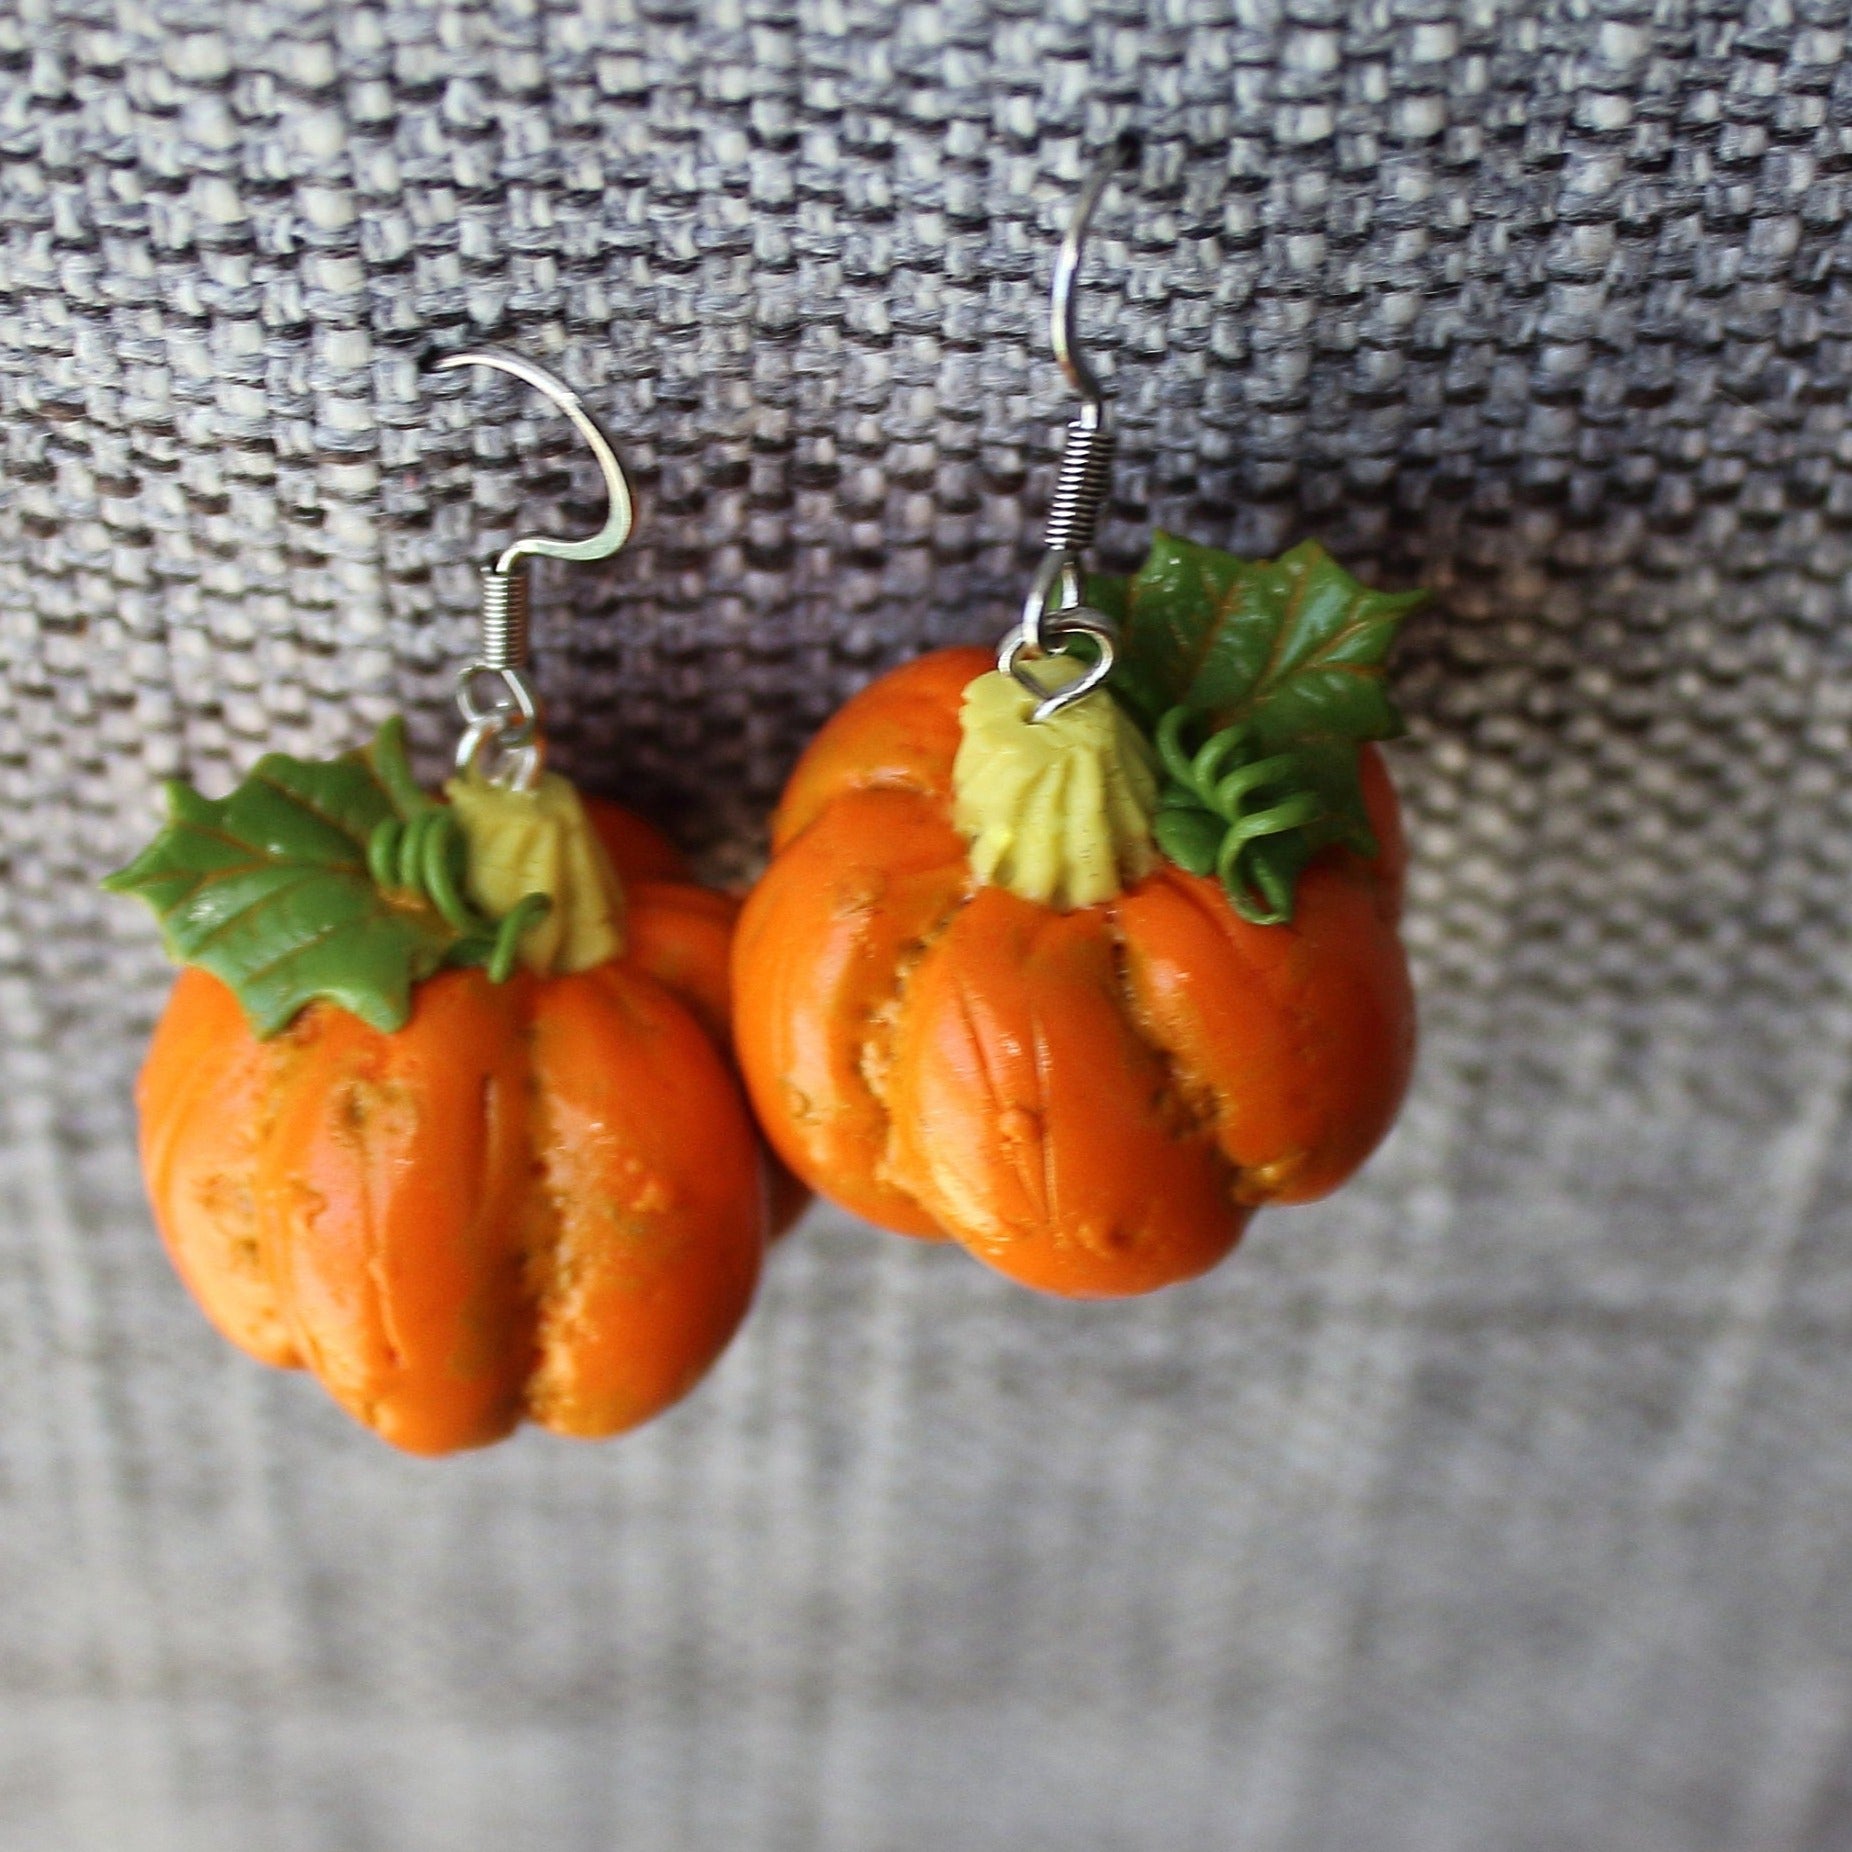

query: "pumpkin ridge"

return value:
[515, 958, 764, 1437]
[1169, 861, 1327, 1112]
[853, 870, 969, 1228]
[1120, 862, 1393, 1208]
[999, 926, 1067, 1231]
[521, 960, 654, 1432]
[467, 1046, 534, 1420]
[514, 988, 569, 1425]
[1104, 900, 1248, 1196]
[355, 1063, 411, 1384]
[249, 1030, 311, 1369]
[141, 995, 242, 1215]
[926, 934, 1049, 1233]
[148, 981, 301, 1366]
[279, 1044, 405, 1422]
[267, 1088, 337, 1397]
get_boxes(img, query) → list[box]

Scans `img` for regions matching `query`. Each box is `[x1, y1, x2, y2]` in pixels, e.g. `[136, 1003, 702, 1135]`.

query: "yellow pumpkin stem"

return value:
[444, 770, 626, 975]
[951, 657, 1159, 910]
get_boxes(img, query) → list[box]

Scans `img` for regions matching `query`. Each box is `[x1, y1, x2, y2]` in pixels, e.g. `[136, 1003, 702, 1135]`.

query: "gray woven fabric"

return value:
[4, 1, 1852, 1847]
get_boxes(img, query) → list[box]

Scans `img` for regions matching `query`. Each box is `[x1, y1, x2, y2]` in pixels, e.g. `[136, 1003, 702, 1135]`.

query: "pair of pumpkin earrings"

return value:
[108, 141, 1418, 1455]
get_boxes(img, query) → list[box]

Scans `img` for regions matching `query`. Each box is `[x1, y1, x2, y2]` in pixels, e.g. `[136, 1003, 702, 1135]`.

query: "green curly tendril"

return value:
[1151, 708, 1335, 927]
[365, 718, 551, 984]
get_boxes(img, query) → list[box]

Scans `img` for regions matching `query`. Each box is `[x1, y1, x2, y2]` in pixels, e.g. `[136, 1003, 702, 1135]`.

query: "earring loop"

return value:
[431, 349, 635, 789]
[1002, 132, 1140, 722]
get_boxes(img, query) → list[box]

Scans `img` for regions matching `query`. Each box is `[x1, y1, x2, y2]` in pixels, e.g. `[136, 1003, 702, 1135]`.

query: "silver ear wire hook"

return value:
[1050, 129, 1138, 425]
[433, 349, 634, 790]
[1001, 130, 1140, 722]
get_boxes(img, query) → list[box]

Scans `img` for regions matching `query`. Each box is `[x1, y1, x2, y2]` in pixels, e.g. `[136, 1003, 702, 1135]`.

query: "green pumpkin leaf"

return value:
[105, 733, 457, 1039]
[1289, 739, 1382, 861]
[1085, 532, 1418, 923]
[1090, 533, 1423, 750]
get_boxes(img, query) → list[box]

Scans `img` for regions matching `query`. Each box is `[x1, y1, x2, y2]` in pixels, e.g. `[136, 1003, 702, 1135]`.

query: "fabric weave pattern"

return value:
[3, 3, 1852, 1848]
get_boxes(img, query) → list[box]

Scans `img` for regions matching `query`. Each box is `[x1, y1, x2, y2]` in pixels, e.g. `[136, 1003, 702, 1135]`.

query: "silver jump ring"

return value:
[1003, 552, 1116, 718]
[998, 620, 1118, 723]
[455, 663, 543, 790]
[1000, 550, 1118, 720]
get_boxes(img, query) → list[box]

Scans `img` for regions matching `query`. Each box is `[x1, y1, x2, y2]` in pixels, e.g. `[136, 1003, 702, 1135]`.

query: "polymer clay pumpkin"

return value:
[733, 535, 1419, 1298]
[110, 719, 770, 1454]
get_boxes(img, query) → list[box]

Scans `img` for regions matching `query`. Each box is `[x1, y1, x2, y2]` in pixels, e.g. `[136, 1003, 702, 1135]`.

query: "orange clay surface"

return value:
[732, 648, 1415, 1298]
[136, 801, 777, 1455]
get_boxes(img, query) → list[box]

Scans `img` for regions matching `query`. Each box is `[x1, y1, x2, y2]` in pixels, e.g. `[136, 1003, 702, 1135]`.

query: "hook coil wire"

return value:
[478, 564, 531, 674]
[1042, 418, 1117, 556]
[432, 349, 634, 789]
[1004, 132, 1139, 723]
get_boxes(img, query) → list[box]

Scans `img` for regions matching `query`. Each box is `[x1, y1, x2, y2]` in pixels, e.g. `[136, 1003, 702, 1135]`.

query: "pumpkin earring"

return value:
[107, 350, 774, 1454]
[732, 137, 1419, 1298]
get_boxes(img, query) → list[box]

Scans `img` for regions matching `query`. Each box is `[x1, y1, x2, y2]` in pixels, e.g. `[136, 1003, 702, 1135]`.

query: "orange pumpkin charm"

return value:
[110, 721, 775, 1453]
[105, 347, 804, 1452]
[733, 535, 1420, 1299]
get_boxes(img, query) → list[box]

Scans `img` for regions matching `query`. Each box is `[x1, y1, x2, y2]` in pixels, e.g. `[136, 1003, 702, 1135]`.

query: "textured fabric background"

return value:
[4, 2, 1852, 1848]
